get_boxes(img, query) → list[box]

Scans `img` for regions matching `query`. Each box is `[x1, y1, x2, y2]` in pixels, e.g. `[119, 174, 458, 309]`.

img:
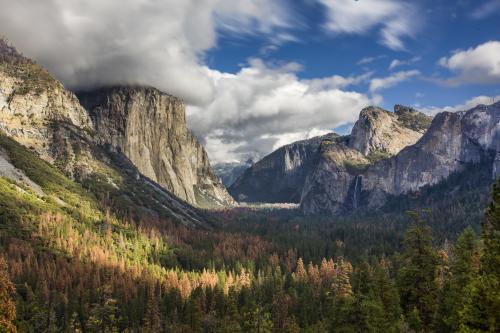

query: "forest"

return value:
[0, 132, 499, 332]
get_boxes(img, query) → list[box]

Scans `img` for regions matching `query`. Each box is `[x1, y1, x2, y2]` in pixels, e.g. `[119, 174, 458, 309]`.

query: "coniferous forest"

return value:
[0, 3, 500, 332]
[0, 131, 499, 332]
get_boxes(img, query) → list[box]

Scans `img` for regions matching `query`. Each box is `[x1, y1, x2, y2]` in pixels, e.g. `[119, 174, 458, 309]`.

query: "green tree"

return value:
[397, 211, 439, 332]
[436, 228, 478, 332]
[242, 304, 273, 333]
[87, 285, 121, 333]
[460, 180, 500, 332]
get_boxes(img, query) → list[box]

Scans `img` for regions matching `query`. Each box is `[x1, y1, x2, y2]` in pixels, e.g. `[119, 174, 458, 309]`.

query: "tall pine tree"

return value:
[397, 211, 439, 332]
[460, 180, 500, 332]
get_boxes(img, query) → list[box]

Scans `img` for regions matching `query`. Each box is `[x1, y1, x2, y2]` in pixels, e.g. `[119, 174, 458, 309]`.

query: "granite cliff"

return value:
[229, 133, 337, 203]
[301, 102, 500, 214]
[0, 39, 231, 227]
[230, 105, 431, 204]
[77, 87, 234, 208]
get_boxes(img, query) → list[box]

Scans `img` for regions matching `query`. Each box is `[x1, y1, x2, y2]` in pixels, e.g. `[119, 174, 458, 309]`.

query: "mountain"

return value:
[230, 102, 498, 215]
[229, 133, 338, 203]
[301, 102, 500, 214]
[230, 106, 432, 204]
[212, 160, 252, 187]
[0, 39, 230, 228]
[348, 105, 431, 157]
[77, 87, 234, 208]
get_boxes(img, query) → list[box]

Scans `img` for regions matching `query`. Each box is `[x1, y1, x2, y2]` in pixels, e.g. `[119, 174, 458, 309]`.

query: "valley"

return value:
[0, 35, 499, 333]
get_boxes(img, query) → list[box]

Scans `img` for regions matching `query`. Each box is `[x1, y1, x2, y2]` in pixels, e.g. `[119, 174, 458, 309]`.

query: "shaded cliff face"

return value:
[229, 133, 337, 203]
[213, 161, 252, 187]
[301, 102, 500, 215]
[77, 87, 234, 208]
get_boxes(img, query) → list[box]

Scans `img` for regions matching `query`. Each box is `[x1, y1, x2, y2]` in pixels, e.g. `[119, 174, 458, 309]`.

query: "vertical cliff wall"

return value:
[78, 87, 234, 208]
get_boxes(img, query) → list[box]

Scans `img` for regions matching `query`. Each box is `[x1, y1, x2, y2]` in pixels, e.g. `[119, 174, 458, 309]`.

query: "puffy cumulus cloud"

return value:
[187, 59, 372, 162]
[439, 41, 500, 85]
[0, 0, 293, 105]
[369, 70, 420, 92]
[418, 95, 500, 115]
[318, 0, 420, 50]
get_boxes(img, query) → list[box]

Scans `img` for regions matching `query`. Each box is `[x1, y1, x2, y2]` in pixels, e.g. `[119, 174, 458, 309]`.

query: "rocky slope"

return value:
[301, 102, 500, 214]
[229, 133, 338, 203]
[77, 87, 234, 208]
[0, 39, 228, 227]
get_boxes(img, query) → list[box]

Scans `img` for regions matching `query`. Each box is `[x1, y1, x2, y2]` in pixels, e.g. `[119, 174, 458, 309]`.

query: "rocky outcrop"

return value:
[229, 133, 337, 203]
[77, 87, 234, 208]
[348, 106, 431, 157]
[0, 55, 94, 177]
[301, 102, 500, 214]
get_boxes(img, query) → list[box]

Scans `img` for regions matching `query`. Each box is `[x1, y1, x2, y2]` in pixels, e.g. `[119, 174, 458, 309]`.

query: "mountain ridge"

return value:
[0, 40, 231, 228]
[230, 105, 432, 204]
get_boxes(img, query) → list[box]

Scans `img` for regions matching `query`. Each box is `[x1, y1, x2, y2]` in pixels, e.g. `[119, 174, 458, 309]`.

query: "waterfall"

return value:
[352, 176, 361, 209]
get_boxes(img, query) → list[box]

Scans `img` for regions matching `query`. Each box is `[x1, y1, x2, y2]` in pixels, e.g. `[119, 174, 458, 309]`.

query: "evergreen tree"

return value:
[436, 228, 478, 332]
[460, 180, 500, 332]
[242, 304, 273, 333]
[397, 211, 439, 332]
[87, 285, 121, 333]
[143, 285, 162, 333]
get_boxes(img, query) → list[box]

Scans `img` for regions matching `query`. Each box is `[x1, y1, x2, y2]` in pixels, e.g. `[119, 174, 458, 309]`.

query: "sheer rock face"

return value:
[348, 106, 430, 156]
[77, 87, 234, 208]
[301, 102, 500, 214]
[229, 133, 337, 203]
[231, 105, 431, 205]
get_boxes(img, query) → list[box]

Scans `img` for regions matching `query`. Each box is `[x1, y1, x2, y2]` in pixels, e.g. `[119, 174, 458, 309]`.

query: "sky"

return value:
[0, 0, 499, 163]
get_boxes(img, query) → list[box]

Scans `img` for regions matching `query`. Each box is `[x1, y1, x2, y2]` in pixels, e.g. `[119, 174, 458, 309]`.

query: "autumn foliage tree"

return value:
[0, 256, 16, 333]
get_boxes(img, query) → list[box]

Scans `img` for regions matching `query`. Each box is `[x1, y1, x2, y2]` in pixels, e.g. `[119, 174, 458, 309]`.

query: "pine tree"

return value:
[143, 285, 162, 333]
[242, 304, 273, 333]
[333, 259, 353, 300]
[436, 228, 478, 332]
[87, 285, 120, 333]
[460, 180, 500, 332]
[0, 257, 16, 333]
[397, 211, 439, 332]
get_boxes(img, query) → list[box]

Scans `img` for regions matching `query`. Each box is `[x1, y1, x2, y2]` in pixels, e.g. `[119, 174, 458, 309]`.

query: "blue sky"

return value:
[1, 0, 499, 162]
[208, 0, 500, 110]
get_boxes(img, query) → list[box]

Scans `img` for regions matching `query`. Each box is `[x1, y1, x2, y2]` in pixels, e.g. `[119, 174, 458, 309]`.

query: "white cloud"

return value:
[0, 0, 294, 105]
[357, 57, 377, 65]
[369, 70, 420, 92]
[187, 59, 372, 162]
[439, 41, 500, 85]
[389, 56, 421, 70]
[418, 95, 500, 115]
[319, 0, 421, 50]
[470, 0, 500, 19]
[304, 72, 373, 92]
